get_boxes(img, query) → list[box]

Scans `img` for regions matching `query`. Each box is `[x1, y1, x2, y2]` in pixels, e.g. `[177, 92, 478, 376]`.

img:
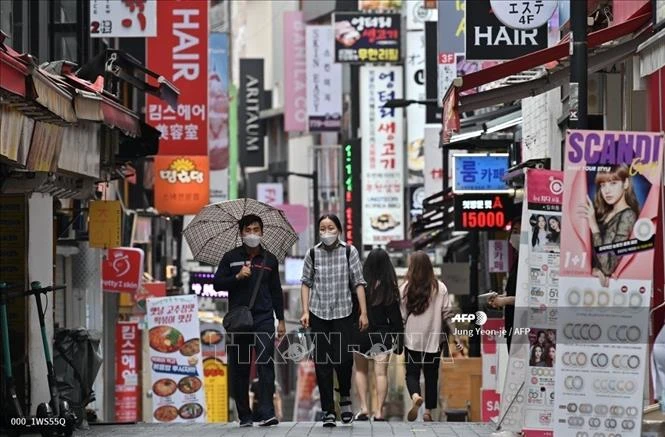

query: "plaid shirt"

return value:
[301, 241, 366, 320]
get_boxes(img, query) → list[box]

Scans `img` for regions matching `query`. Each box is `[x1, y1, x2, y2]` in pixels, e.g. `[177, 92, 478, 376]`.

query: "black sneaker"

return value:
[259, 416, 279, 427]
[322, 412, 337, 427]
[239, 419, 253, 427]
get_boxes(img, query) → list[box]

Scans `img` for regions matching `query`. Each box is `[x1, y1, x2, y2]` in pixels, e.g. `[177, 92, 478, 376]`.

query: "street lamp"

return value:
[271, 171, 320, 232]
[382, 98, 439, 109]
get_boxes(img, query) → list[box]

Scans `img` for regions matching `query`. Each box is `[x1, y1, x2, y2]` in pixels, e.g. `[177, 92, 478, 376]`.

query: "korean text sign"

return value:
[115, 321, 141, 422]
[306, 26, 342, 132]
[90, 0, 157, 38]
[333, 13, 401, 63]
[147, 295, 206, 423]
[146, 1, 208, 155]
[452, 154, 509, 193]
[360, 66, 405, 246]
[454, 194, 509, 231]
[154, 155, 210, 215]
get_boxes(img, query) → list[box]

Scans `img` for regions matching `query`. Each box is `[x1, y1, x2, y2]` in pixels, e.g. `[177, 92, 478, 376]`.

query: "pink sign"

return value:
[283, 11, 307, 132]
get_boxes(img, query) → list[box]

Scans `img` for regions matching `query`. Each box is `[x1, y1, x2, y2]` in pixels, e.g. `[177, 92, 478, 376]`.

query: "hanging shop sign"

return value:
[115, 321, 141, 423]
[256, 183, 284, 206]
[89, 200, 122, 249]
[333, 13, 401, 63]
[306, 26, 342, 132]
[238, 59, 264, 167]
[147, 295, 206, 423]
[360, 66, 405, 246]
[102, 247, 145, 293]
[189, 271, 227, 299]
[284, 11, 307, 132]
[466, 0, 547, 60]
[154, 155, 210, 216]
[554, 130, 664, 437]
[454, 194, 509, 231]
[406, 0, 437, 30]
[424, 125, 444, 196]
[146, 0, 207, 155]
[90, 0, 157, 38]
[344, 139, 362, 250]
[452, 153, 510, 193]
[490, 0, 558, 30]
[208, 32, 230, 203]
[437, 0, 466, 54]
[406, 30, 426, 184]
[499, 169, 563, 435]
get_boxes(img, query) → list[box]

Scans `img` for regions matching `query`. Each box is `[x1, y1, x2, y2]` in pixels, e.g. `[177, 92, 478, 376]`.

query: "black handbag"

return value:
[223, 257, 266, 333]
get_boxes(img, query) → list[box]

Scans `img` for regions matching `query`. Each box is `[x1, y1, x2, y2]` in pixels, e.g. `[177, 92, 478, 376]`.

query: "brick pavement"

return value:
[70, 421, 496, 437]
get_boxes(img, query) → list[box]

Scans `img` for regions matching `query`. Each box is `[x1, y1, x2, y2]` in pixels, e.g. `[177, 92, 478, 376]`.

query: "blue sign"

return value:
[452, 154, 510, 193]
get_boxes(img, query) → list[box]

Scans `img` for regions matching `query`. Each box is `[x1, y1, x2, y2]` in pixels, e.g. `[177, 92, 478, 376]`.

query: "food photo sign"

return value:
[147, 295, 206, 423]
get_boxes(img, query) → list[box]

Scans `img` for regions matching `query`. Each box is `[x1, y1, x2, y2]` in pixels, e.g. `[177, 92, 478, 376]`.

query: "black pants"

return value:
[405, 347, 441, 410]
[309, 311, 354, 414]
[227, 318, 276, 422]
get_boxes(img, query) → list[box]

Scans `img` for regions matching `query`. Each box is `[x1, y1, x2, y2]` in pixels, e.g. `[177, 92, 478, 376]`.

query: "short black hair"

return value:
[239, 214, 263, 232]
[317, 214, 343, 233]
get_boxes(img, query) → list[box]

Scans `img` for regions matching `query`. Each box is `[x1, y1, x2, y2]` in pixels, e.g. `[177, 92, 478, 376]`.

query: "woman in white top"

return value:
[400, 251, 462, 422]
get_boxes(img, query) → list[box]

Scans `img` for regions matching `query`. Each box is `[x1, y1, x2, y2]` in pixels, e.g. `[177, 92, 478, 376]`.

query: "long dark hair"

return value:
[531, 215, 546, 247]
[363, 249, 399, 306]
[593, 165, 640, 224]
[317, 214, 343, 233]
[403, 251, 438, 316]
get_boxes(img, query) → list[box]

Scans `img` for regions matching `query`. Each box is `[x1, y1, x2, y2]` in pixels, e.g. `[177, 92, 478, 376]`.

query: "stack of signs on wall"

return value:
[147, 295, 206, 423]
[498, 169, 563, 435]
[360, 66, 405, 246]
[554, 130, 663, 437]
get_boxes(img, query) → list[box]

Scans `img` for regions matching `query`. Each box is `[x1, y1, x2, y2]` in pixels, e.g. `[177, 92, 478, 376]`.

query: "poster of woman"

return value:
[560, 129, 664, 284]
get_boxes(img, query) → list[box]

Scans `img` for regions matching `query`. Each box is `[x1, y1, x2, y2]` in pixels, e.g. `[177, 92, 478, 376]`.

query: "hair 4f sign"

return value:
[103, 248, 145, 293]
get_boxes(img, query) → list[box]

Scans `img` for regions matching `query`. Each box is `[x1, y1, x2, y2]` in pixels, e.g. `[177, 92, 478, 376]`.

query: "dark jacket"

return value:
[213, 245, 284, 325]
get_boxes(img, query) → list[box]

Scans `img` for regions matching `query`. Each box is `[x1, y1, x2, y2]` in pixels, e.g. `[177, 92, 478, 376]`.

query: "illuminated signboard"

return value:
[189, 271, 227, 298]
[454, 194, 509, 231]
[344, 139, 362, 250]
[452, 153, 510, 193]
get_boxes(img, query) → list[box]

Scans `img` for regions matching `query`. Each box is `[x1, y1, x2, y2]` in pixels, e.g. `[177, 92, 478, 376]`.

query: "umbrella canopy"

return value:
[183, 198, 299, 265]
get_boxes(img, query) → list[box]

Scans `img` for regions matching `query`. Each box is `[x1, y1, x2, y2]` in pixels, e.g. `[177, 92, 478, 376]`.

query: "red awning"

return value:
[0, 40, 32, 99]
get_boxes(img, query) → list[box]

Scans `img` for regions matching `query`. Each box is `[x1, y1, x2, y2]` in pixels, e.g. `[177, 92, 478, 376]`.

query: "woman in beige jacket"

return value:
[400, 251, 462, 422]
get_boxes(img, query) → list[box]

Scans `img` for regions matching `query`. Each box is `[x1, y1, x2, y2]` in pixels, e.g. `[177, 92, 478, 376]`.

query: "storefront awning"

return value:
[441, 7, 653, 138]
[0, 41, 32, 100]
[637, 27, 665, 77]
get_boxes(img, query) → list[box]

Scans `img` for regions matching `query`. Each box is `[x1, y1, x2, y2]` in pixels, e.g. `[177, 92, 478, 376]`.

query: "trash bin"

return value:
[53, 328, 103, 429]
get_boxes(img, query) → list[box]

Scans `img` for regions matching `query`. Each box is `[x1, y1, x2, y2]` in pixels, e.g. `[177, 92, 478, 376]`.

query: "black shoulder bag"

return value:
[223, 256, 267, 333]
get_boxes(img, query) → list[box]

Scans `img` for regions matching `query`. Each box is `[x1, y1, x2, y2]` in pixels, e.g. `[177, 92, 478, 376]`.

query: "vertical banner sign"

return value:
[147, 295, 206, 423]
[499, 169, 563, 435]
[90, 0, 157, 38]
[306, 26, 342, 132]
[284, 11, 307, 132]
[488, 240, 508, 273]
[115, 321, 140, 422]
[360, 66, 405, 246]
[465, 0, 547, 61]
[406, 31, 426, 185]
[423, 125, 444, 197]
[344, 139, 362, 251]
[425, 22, 440, 124]
[481, 318, 504, 423]
[147, 1, 208, 155]
[238, 59, 264, 167]
[208, 33, 230, 203]
[554, 130, 664, 437]
[201, 321, 228, 422]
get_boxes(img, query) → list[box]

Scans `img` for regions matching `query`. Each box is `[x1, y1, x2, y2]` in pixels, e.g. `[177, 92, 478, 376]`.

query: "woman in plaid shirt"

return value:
[300, 214, 369, 427]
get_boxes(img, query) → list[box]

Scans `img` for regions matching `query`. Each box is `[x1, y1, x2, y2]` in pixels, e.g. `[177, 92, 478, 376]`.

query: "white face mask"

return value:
[320, 232, 338, 246]
[242, 234, 261, 248]
[509, 234, 520, 250]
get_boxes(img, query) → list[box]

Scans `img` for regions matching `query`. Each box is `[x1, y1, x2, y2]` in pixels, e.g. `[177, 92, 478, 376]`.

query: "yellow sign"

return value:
[203, 358, 228, 422]
[89, 200, 122, 248]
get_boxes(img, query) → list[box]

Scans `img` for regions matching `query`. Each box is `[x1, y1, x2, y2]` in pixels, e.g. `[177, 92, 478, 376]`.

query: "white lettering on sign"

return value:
[293, 20, 307, 123]
[245, 75, 261, 151]
[474, 26, 539, 46]
[173, 9, 201, 81]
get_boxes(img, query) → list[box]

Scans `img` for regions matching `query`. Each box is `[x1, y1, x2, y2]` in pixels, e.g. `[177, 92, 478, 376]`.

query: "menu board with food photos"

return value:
[147, 295, 206, 423]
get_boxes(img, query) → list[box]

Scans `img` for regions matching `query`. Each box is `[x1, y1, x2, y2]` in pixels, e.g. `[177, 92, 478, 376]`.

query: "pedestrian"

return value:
[213, 214, 286, 427]
[400, 251, 462, 422]
[300, 214, 369, 427]
[352, 248, 403, 422]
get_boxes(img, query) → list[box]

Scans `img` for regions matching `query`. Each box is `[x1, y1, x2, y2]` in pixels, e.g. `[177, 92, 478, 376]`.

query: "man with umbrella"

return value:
[212, 214, 286, 427]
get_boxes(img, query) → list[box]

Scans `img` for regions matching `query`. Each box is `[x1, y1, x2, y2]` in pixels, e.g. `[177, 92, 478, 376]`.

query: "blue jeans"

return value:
[227, 318, 276, 422]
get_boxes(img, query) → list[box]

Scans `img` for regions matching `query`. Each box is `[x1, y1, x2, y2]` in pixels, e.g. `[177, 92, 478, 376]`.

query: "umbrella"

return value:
[183, 198, 299, 265]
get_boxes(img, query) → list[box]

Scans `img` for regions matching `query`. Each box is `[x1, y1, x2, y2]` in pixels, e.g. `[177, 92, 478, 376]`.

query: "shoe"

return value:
[239, 420, 253, 427]
[354, 412, 369, 421]
[372, 416, 386, 421]
[423, 412, 433, 422]
[259, 416, 279, 427]
[322, 412, 337, 427]
[339, 397, 353, 424]
[407, 394, 423, 421]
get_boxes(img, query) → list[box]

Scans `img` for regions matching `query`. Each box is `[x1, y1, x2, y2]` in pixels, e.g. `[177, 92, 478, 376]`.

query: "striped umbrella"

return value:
[183, 198, 299, 265]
